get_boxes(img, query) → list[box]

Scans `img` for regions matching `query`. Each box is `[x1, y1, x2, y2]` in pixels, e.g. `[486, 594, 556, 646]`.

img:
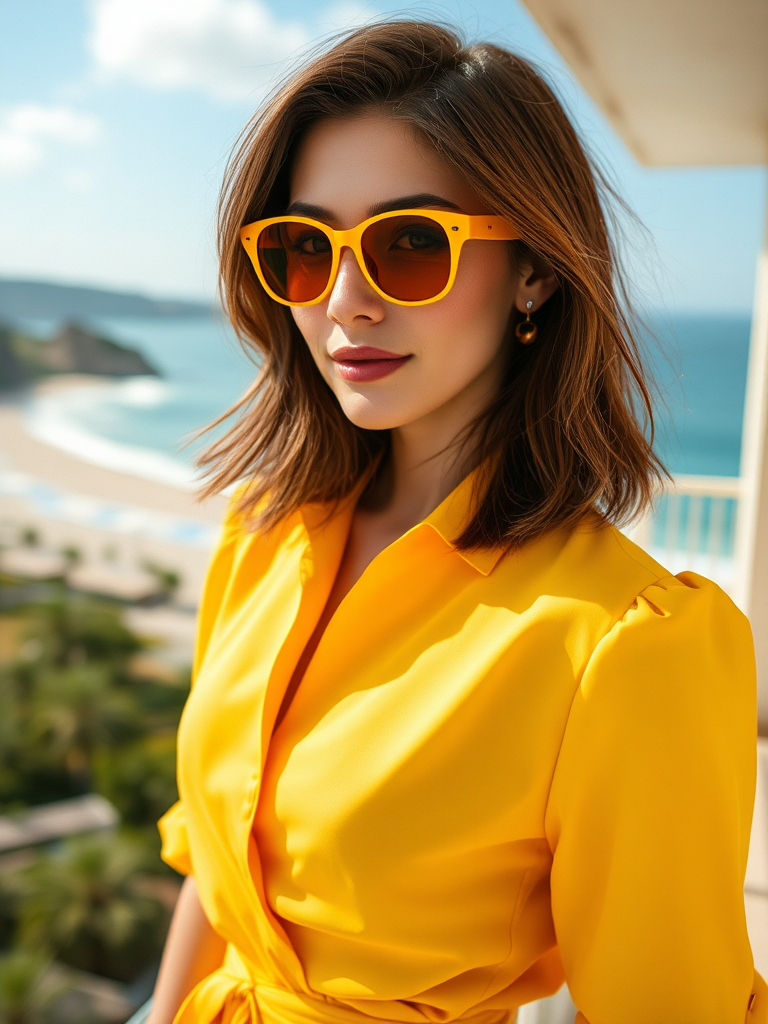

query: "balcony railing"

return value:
[626, 474, 743, 595]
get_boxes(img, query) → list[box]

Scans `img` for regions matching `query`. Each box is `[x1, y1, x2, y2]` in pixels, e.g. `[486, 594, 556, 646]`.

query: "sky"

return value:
[0, 0, 765, 313]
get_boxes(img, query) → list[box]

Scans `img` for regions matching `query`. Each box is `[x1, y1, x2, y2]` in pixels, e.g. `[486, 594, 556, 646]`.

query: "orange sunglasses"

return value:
[239, 209, 519, 307]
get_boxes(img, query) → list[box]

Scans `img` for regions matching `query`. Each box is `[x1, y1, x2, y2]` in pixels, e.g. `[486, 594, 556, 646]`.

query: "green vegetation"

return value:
[0, 950, 61, 1024]
[0, 590, 187, 808]
[9, 832, 168, 983]
[0, 321, 158, 386]
[4, 330, 53, 380]
[0, 582, 189, 1017]
[141, 563, 180, 602]
[59, 547, 81, 569]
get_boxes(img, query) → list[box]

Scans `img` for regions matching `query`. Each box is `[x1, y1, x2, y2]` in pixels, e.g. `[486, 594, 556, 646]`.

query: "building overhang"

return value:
[521, 0, 768, 166]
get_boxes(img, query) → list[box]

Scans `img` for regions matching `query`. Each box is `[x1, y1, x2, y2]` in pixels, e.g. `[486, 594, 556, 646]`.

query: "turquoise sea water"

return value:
[18, 312, 751, 485]
[644, 313, 751, 477]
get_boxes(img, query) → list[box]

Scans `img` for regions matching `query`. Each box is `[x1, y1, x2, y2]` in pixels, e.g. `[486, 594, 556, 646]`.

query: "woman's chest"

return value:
[178, 523, 609, 857]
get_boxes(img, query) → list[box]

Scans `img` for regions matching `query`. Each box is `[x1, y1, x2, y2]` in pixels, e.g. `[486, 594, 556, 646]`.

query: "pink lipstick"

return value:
[331, 345, 412, 383]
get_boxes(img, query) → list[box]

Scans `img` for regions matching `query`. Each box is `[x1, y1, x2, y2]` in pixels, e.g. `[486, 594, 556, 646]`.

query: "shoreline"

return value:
[0, 376, 228, 607]
[22, 375, 201, 491]
[0, 376, 227, 522]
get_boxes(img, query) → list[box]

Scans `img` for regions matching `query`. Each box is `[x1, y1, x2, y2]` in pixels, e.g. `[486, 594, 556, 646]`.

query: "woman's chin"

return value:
[340, 410, 405, 432]
[335, 393, 418, 432]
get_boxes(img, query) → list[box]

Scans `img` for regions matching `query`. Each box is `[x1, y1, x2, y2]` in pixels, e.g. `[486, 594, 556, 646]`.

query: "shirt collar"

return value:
[301, 464, 507, 577]
[423, 467, 506, 576]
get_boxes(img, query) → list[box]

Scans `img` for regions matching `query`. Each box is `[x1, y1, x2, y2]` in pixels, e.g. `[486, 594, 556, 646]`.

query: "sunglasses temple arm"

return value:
[466, 216, 519, 241]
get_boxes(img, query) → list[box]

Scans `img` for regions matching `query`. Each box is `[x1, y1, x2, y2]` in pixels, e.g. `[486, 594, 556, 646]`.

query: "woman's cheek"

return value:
[289, 279, 512, 431]
[292, 309, 332, 380]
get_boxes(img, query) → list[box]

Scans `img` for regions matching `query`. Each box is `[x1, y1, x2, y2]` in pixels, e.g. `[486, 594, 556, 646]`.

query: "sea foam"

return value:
[23, 380, 198, 490]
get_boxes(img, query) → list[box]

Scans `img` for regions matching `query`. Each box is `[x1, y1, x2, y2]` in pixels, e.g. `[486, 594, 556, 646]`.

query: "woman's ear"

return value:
[514, 253, 560, 313]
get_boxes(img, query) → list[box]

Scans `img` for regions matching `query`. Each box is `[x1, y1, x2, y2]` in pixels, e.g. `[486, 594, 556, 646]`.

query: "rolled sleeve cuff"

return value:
[158, 800, 192, 876]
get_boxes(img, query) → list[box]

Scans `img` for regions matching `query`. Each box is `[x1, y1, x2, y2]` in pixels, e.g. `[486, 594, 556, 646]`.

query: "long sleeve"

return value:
[157, 489, 244, 876]
[545, 572, 766, 1024]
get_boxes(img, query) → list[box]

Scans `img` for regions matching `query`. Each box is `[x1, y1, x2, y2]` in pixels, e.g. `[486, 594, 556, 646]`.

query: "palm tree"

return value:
[11, 832, 169, 983]
[24, 592, 142, 668]
[0, 951, 60, 1024]
[30, 665, 141, 790]
[93, 734, 179, 827]
[0, 670, 24, 804]
[0, 663, 79, 810]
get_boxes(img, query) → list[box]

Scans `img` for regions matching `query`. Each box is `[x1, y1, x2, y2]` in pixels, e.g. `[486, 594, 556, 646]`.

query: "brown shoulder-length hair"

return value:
[200, 19, 665, 549]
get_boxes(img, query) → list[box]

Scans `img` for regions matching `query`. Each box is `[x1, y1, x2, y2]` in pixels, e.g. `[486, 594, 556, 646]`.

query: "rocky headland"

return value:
[0, 321, 159, 389]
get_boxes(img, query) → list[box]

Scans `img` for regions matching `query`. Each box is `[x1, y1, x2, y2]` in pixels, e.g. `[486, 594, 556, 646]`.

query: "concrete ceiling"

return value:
[521, 0, 768, 166]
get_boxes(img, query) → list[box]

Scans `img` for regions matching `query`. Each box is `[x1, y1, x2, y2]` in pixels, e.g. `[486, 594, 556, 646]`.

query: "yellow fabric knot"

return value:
[174, 970, 260, 1024]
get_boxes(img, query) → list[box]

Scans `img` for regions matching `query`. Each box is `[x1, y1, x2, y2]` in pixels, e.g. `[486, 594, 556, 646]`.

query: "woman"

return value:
[145, 21, 764, 1024]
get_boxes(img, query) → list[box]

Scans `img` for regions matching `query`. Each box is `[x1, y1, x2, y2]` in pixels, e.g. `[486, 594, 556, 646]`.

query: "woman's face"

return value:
[289, 112, 519, 433]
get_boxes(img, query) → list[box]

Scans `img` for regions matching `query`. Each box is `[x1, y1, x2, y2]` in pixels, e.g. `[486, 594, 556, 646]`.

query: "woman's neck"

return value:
[383, 426, 466, 531]
[363, 350, 504, 534]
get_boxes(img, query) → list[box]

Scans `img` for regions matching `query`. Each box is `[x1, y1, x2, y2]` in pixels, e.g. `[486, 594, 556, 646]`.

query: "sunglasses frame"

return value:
[239, 209, 519, 307]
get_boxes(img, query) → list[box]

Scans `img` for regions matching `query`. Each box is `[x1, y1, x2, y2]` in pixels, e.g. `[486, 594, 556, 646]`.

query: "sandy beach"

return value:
[0, 376, 228, 609]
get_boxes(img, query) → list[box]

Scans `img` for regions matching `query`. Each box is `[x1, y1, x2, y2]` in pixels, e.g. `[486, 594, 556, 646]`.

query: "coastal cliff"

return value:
[0, 325, 32, 388]
[0, 321, 159, 389]
[30, 322, 158, 376]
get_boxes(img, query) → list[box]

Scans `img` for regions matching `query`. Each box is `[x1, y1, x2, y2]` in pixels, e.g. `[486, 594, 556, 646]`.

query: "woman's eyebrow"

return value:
[368, 194, 463, 215]
[284, 194, 462, 220]
[285, 201, 334, 219]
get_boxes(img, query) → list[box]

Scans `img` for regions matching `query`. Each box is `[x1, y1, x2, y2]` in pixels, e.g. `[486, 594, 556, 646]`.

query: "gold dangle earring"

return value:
[515, 300, 538, 345]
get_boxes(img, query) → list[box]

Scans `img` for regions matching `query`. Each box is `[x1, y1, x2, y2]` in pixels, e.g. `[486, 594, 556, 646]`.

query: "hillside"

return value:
[0, 326, 31, 388]
[0, 321, 158, 388]
[0, 278, 213, 320]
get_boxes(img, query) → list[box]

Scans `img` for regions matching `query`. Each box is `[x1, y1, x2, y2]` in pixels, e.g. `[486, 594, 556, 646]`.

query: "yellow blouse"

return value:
[159, 471, 766, 1024]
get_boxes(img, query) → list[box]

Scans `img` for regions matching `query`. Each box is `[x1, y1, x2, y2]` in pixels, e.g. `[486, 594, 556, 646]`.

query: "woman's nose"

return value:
[326, 247, 385, 326]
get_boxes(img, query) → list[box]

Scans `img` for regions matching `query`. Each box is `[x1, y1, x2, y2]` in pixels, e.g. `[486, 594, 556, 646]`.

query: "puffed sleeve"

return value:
[545, 572, 767, 1024]
[158, 800, 192, 875]
[156, 486, 248, 875]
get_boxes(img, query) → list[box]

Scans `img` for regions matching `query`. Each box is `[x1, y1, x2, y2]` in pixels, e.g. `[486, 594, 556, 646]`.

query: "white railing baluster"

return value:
[687, 494, 703, 561]
[627, 474, 743, 596]
[709, 494, 726, 563]
[665, 491, 682, 561]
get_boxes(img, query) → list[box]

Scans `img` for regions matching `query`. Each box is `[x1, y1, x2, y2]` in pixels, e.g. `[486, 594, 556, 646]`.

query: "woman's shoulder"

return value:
[599, 522, 748, 632]
[217, 479, 261, 536]
[214, 480, 303, 549]
[543, 522, 756, 746]
[197, 482, 305, 603]
[495, 513, 748, 640]
[569, 521, 754, 689]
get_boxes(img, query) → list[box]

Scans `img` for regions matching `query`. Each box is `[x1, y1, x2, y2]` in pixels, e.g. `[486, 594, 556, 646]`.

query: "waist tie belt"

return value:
[172, 957, 768, 1024]
[174, 969, 259, 1024]
[173, 970, 431, 1024]
[172, 960, 515, 1024]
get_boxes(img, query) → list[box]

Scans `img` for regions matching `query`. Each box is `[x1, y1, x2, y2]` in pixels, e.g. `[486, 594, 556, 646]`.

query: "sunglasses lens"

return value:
[361, 215, 451, 302]
[256, 221, 333, 303]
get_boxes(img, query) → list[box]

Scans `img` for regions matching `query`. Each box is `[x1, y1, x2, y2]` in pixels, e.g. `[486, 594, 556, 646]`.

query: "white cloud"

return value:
[88, 0, 311, 103]
[0, 104, 101, 175]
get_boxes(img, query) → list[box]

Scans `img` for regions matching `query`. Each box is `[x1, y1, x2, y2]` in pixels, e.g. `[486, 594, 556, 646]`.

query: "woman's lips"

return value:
[331, 346, 412, 383]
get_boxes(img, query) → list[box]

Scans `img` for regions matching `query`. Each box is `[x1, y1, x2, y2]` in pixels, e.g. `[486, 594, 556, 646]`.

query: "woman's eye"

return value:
[294, 233, 331, 255]
[392, 228, 445, 251]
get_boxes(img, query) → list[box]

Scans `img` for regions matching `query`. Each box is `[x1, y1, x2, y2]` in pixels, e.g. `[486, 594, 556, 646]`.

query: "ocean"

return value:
[16, 312, 752, 485]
